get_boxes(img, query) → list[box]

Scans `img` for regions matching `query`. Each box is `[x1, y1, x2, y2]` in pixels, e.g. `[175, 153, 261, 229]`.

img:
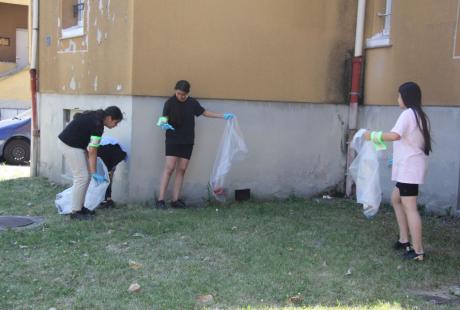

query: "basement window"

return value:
[61, 0, 85, 39]
[366, 0, 392, 48]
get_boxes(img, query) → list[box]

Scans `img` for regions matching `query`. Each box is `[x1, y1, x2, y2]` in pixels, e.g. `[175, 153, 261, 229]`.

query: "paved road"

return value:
[0, 163, 30, 181]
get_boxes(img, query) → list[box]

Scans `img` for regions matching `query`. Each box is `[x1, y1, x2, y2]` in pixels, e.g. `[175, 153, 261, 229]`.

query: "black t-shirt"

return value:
[163, 96, 205, 144]
[58, 112, 104, 149]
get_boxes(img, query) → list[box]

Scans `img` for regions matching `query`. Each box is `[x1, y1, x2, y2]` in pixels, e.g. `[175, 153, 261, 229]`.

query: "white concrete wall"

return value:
[359, 106, 460, 214]
[129, 97, 349, 204]
[39, 94, 349, 205]
[38, 94, 133, 202]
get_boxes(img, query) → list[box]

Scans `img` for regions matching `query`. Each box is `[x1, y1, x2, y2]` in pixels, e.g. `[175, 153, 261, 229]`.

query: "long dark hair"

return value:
[168, 80, 190, 128]
[399, 82, 432, 155]
[73, 106, 123, 124]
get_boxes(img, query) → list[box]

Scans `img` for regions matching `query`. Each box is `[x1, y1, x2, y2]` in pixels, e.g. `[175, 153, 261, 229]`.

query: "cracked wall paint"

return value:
[69, 77, 76, 90]
[42, 0, 130, 94]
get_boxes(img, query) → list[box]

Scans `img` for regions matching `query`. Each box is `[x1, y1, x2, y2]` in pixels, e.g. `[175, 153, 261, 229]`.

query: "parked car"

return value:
[0, 109, 31, 165]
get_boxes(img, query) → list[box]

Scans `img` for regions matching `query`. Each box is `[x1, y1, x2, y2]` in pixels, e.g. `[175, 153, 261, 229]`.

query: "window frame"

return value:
[60, 0, 85, 40]
[366, 0, 392, 49]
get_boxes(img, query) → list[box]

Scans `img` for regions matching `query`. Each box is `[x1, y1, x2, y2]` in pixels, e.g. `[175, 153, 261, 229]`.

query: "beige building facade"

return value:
[0, 1, 28, 64]
[37, 0, 460, 213]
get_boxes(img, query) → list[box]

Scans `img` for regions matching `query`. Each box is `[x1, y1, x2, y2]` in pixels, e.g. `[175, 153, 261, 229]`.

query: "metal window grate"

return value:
[73, 2, 84, 18]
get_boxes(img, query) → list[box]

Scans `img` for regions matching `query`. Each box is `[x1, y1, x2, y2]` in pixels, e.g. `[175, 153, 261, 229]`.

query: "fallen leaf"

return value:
[287, 295, 304, 305]
[196, 294, 214, 304]
[129, 260, 143, 270]
[132, 233, 145, 238]
[128, 283, 141, 293]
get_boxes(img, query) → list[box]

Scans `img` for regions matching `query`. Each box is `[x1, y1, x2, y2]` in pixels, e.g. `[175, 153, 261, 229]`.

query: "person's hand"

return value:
[160, 123, 175, 131]
[223, 113, 235, 120]
[387, 158, 393, 167]
[91, 173, 107, 184]
[363, 131, 371, 141]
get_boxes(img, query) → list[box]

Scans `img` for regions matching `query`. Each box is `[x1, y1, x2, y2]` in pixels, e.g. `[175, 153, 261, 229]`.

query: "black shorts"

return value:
[396, 182, 419, 197]
[165, 144, 194, 160]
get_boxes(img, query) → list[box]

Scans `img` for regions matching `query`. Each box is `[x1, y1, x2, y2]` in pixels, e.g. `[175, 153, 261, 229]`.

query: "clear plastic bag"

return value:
[55, 157, 110, 214]
[349, 129, 382, 219]
[210, 118, 248, 202]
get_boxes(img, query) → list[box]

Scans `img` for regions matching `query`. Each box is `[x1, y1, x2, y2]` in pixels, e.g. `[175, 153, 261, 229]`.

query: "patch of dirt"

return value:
[409, 287, 460, 305]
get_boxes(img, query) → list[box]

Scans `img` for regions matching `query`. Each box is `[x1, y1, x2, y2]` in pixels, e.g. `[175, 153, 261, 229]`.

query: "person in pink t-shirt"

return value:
[364, 82, 432, 261]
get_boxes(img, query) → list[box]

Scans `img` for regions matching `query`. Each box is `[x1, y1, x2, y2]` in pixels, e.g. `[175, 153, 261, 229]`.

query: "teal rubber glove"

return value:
[223, 113, 235, 120]
[91, 173, 107, 184]
[160, 123, 175, 131]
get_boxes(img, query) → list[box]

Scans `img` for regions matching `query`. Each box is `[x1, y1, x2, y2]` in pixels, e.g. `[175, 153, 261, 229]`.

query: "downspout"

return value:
[30, 0, 39, 177]
[345, 0, 366, 197]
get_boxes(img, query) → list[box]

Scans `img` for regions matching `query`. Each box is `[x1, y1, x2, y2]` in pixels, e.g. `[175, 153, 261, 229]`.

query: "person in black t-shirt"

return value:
[155, 80, 235, 209]
[58, 106, 123, 220]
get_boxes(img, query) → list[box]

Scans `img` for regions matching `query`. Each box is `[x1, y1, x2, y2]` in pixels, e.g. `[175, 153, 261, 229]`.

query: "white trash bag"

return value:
[55, 157, 110, 214]
[349, 129, 382, 219]
[210, 117, 248, 202]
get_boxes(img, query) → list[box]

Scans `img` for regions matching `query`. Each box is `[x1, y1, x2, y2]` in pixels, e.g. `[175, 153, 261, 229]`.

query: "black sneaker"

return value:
[81, 207, 96, 215]
[70, 211, 93, 221]
[99, 200, 115, 209]
[171, 199, 187, 209]
[403, 249, 424, 261]
[393, 240, 411, 251]
[155, 200, 167, 209]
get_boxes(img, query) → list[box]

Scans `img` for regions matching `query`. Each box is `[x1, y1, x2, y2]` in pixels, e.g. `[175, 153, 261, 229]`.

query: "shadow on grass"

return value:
[0, 177, 459, 309]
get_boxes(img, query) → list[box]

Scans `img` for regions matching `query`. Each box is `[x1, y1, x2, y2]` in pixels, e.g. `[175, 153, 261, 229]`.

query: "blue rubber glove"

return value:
[91, 173, 107, 184]
[223, 113, 235, 120]
[160, 123, 175, 131]
[387, 158, 393, 167]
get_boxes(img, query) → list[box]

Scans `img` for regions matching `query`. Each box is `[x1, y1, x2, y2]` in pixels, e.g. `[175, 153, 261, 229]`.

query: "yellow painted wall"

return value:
[364, 0, 460, 106]
[0, 61, 16, 73]
[38, 0, 133, 95]
[131, 0, 357, 103]
[0, 69, 30, 101]
[0, 3, 28, 62]
[39, 0, 357, 103]
[0, 0, 29, 5]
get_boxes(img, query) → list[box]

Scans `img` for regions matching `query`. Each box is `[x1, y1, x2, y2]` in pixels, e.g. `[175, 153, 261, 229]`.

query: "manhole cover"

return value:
[0, 216, 39, 228]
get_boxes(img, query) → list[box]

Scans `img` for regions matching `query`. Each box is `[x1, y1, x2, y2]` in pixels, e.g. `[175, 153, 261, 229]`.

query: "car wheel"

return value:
[4, 139, 30, 165]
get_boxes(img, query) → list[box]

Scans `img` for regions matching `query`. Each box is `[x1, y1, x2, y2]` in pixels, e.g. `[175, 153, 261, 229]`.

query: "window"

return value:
[61, 0, 85, 39]
[366, 0, 392, 48]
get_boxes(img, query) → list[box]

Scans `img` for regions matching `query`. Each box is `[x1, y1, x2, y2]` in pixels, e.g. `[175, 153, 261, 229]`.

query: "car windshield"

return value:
[12, 109, 32, 120]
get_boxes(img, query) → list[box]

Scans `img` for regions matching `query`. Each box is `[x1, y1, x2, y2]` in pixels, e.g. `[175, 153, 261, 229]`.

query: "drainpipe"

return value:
[30, 0, 39, 177]
[345, 0, 366, 197]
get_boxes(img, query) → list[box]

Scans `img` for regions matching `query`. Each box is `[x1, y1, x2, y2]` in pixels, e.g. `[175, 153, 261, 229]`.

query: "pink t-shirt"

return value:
[390, 109, 428, 184]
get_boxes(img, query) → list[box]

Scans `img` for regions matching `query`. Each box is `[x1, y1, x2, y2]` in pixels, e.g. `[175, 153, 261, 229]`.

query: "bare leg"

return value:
[158, 156, 178, 201]
[401, 196, 424, 253]
[172, 157, 190, 201]
[391, 187, 409, 243]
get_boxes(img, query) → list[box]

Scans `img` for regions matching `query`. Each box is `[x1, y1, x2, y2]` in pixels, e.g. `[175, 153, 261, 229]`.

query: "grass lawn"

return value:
[1, 176, 459, 309]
